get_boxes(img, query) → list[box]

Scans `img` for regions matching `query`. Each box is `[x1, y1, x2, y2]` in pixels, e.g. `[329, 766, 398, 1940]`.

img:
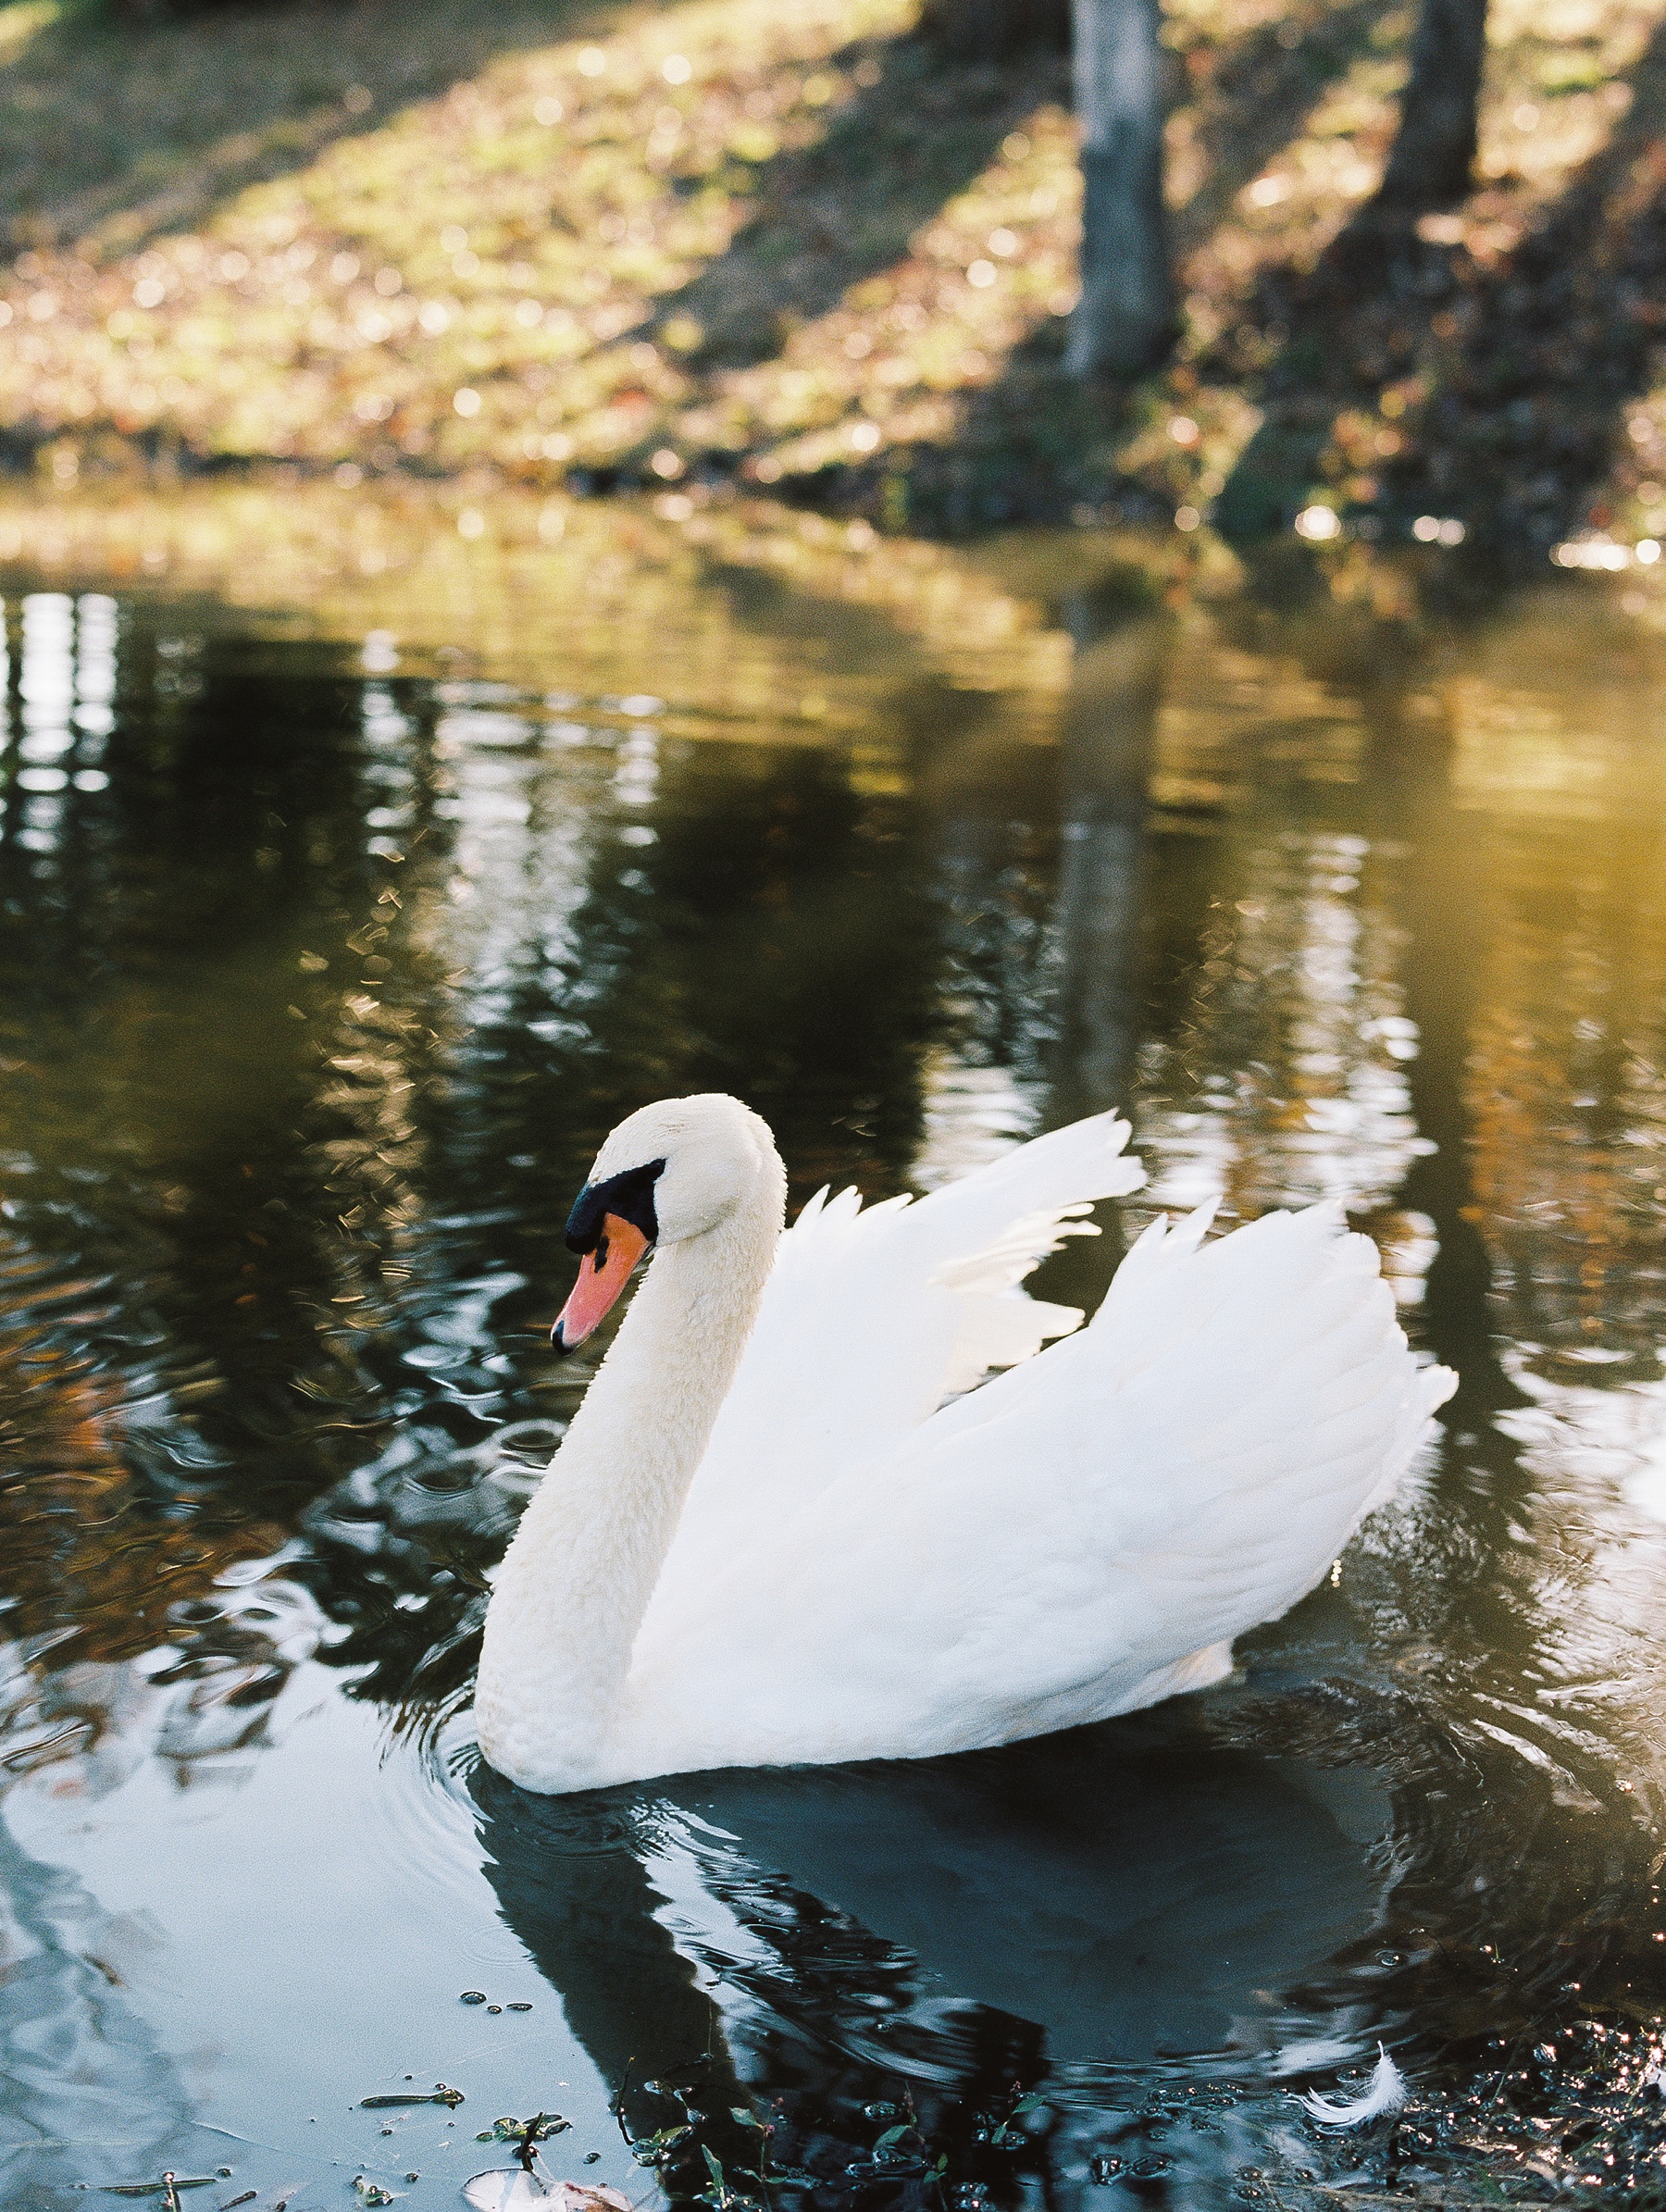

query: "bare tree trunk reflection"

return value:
[1048, 600, 1163, 1128]
[1359, 681, 1500, 1406]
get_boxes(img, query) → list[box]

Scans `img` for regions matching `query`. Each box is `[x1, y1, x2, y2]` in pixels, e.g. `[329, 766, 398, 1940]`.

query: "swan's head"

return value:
[552, 1092, 781, 1352]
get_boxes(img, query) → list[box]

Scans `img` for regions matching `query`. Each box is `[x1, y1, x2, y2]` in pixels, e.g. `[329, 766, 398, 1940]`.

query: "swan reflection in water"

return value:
[471, 1709, 1389, 2169]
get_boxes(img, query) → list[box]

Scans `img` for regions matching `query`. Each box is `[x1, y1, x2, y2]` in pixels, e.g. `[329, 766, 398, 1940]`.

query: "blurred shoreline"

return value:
[0, 0, 1660, 565]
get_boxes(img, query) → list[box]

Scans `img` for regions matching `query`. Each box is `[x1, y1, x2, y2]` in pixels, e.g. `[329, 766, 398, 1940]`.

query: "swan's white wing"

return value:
[899, 1204, 1456, 1731]
[625, 1201, 1455, 1774]
[657, 1112, 1144, 1587]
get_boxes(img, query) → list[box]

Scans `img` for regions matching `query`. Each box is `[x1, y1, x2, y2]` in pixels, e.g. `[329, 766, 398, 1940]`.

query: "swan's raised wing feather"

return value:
[656, 1113, 1144, 1593]
[628, 1201, 1454, 1772]
[900, 1207, 1454, 1740]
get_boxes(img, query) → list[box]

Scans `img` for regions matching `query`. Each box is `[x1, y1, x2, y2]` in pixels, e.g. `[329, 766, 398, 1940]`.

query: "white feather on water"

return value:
[1300, 2044, 1409, 2126]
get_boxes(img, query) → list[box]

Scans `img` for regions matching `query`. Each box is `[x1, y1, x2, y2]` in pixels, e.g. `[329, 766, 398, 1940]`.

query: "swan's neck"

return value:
[476, 1180, 782, 1792]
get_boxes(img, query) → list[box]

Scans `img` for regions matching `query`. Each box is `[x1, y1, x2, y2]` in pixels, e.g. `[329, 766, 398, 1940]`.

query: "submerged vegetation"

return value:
[0, 0, 1661, 556]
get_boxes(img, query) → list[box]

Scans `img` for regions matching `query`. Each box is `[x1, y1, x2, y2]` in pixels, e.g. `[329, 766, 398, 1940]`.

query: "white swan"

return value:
[475, 1093, 1454, 1796]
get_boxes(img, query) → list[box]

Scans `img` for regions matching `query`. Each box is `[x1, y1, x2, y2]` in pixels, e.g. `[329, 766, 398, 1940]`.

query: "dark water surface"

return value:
[3, 491, 1666, 2210]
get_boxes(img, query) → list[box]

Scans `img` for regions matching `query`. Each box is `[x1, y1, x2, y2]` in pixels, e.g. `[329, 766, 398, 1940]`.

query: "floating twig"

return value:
[609, 2059, 635, 2147]
[105, 2181, 216, 2207]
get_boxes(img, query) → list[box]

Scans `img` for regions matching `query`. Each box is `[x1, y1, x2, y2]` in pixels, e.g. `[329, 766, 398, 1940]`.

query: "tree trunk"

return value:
[1376, 0, 1490, 206]
[1066, 0, 1175, 380]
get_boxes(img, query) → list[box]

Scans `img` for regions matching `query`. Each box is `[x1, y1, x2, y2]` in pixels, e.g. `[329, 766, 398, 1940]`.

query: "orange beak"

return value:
[553, 1213, 650, 1353]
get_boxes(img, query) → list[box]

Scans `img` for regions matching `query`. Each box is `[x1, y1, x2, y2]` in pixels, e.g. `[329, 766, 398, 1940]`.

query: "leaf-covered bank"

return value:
[0, 0, 1663, 561]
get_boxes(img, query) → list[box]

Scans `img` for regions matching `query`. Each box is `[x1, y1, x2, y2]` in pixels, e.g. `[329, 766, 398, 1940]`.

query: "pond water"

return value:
[2, 488, 1665, 2211]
